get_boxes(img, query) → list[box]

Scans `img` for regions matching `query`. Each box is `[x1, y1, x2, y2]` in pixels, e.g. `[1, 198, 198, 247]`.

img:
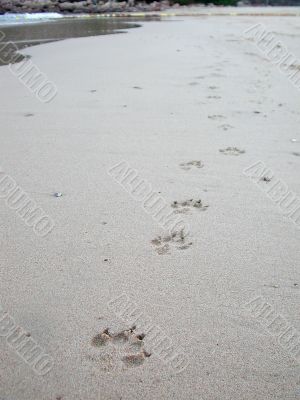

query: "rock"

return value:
[148, 1, 161, 11]
[73, 1, 88, 8]
[22, 0, 39, 9]
[59, 1, 76, 10]
[118, 1, 127, 8]
[0, 0, 182, 14]
[2, 1, 14, 11]
[82, 4, 92, 11]
[98, 1, 111, 10]
[41, 0, 55, 7]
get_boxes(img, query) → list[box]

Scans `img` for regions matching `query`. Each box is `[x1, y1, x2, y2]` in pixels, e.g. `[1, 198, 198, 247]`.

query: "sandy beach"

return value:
[0, 9, 300, 399]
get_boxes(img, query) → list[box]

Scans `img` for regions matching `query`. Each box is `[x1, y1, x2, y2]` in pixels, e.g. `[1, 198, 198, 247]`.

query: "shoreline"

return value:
[0, 16, 141, 65]
[1, 6, 300, 19]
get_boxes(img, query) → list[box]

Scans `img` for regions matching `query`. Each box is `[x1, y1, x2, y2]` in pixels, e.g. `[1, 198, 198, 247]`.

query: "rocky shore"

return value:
[0, 0, 172, 14]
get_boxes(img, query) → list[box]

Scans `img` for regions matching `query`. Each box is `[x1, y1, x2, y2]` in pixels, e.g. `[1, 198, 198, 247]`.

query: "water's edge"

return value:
[0, 16, 142, 66]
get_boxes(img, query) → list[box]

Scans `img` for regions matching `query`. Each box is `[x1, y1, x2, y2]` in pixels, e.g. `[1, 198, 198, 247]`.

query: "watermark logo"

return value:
[0, 169, 55, 237]
[0, 30, 58, 103]
[243, 160, 300, 229]
[108, 293, 189, 374]
[245, 296, 300, 363]
[0, 303, 54, 376]
[243, 23, 300, 91]
[107, 160, 189, 237]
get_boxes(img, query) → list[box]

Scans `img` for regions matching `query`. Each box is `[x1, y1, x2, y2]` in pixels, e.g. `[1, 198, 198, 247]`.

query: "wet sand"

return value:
[0, 9, 300, 400]
[0, 17, 141, 65]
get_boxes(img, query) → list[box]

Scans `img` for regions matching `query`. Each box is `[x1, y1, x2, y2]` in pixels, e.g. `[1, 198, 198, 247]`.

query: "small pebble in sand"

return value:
[104, 259, 108, 262]
[290, 138, 299, 143]
[54, 192, 62, 198]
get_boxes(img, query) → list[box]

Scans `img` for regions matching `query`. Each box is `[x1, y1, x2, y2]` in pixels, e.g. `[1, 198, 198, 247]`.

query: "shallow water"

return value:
[0, 16, 141, 66]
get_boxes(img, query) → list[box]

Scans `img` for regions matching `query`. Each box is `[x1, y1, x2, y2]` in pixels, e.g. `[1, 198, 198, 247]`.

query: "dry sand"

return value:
[0, 9, 300, 400]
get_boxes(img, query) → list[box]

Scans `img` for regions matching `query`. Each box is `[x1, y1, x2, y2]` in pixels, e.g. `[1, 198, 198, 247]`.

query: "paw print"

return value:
[219, 147, 245, 156]
[218, 124, 234, 131]
[151, 230, 193, 255]
[260, 176, 272, 182]
[208, 114, 225, 121]
[171, 199, 209, 214]
[91, 326, 151, 371]
[179, 160, 203, 171]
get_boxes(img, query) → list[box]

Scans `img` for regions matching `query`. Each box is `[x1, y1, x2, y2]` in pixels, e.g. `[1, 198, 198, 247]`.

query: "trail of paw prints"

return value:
[151, 230, 193, 255]
[219, 147, 245, 156]
[91, 326, 151, 371]
[179, 160, 203, 171]
[171, 199, 209, 214]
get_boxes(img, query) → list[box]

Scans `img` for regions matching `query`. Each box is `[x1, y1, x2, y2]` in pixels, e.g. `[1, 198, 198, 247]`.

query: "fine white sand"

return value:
[0, 10, 300, 400]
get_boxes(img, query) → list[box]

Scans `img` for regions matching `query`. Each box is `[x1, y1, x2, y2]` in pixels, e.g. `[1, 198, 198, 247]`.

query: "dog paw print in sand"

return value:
[219, 124, 234, 131]
[91, 326, 151, 371]
[151, 230, 192, 254]
[207, 95, 221, 99]
[208, 114, 225, 121]
[260, 176, 272, 183]
[219, 147, 245, 156]
[171, 199, 209, 214]
[179, 160, 203, 171]
[208, 85, 219, 90]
